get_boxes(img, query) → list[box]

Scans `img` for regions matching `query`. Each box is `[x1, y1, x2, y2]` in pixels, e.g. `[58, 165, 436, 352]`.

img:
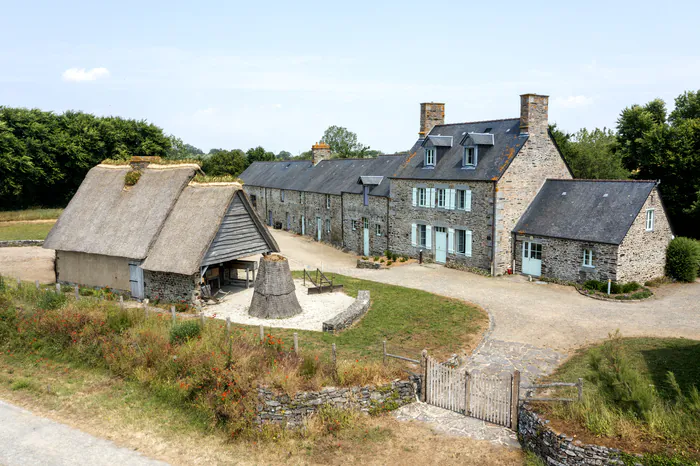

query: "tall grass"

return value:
[0, 282, 402, 437]
[0, 208, 63, 222]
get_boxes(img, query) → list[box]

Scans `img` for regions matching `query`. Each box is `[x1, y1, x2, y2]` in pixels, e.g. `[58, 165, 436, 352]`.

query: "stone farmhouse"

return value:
[241, 92, 673, 284]
[44, 158, 278, 301]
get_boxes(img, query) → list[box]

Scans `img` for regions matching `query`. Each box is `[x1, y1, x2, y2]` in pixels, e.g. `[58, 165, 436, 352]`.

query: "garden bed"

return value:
[577, 279, 653, 301]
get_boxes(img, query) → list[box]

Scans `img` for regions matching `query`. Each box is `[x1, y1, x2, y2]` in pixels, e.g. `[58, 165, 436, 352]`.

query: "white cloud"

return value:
[62, 67, 110, 82]
[552, 95, 593, 108]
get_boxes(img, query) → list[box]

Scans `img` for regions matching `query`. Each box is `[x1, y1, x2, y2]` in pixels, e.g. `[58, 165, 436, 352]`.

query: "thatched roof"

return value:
[141, 183, 279, 275]
[44, 164, 196, 259]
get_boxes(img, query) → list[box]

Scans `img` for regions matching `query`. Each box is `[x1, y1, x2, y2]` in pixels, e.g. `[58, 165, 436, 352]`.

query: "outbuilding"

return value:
[43, 158, 278, 302]
[512, 179, 673, 284]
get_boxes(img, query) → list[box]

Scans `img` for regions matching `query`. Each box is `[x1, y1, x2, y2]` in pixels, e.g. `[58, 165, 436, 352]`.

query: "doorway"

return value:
[435, 227, 447, 263]
[362, 217, 369, 256]
[522, 241, 542, 276]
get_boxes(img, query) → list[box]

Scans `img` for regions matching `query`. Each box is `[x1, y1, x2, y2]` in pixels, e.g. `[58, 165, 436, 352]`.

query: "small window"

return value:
[583, 249, 594, 267]
[250, 194, 257, 208]
[436, 188, 446, 208]
[463, 147, 477, 167]
[300, 191, 305, 203]
[326, 194, 331, 209]
[425, 148, 436, 166]
[363, 217, 369, 229]
[280, 189, 285, 202]
[417, 187, 427, 207]
[363, 186, 369, 206]
[326, 219, 331, 233]
[456, 230, 466, 254]
[530, 243, 542, 260]
[418, 224, 427, 247]
[645, 209, 655, 231]
[375, 224, 382, 236]
[351, 220, 357, 231]
[456, 189, 471, 211]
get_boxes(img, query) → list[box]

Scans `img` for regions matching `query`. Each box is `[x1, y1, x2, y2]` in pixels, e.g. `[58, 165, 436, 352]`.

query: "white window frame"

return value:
[418, 224, 427, 248]
[280, 189, 285, 202]
[300, 191, 305, 203]
[436, 188, 446, 208]
[425, 148, 436, 166]
[326, 194, 331, 209]
[456, 189, 472, 211]
[351, 220, 357, 231]
[455, 229, 472, 257]
[417, 187, 427, 207]
[375, 224, 382, 236]
[463, 146, 477, 167]
[326, 218, 331, 233]
[582, 249, 594, 267]
[645, 209, 655, 231]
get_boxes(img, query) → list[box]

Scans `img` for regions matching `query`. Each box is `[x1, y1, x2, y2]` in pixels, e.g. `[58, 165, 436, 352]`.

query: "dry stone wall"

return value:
[0, 240, 44, 248]
[144, 270, 198, 303]
[388, 178, 494, 271]
[617, 188, 673, 283]
[256, 380, 416, 426]
[519, 404, 628, 465]
[322, 290, 369, 332]
[342, 192, 389, 256]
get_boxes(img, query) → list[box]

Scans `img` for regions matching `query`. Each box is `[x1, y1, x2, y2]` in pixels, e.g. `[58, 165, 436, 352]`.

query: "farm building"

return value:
[513, 179, 673, 283]
[43, 158, 278, 301]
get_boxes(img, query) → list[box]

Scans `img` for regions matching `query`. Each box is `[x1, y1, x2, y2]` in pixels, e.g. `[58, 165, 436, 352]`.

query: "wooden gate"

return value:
[424, 355, 519, 428]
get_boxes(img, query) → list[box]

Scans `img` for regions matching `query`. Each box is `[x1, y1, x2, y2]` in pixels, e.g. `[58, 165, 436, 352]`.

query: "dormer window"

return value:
[425, 148, 436, 166]
[463, 147, 477, 167]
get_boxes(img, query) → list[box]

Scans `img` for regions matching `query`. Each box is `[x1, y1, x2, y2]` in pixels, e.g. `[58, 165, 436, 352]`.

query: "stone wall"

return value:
[342, 192, 389, 256]
[496, 131, 572, 275]
[256, 380, 416, 426]
[514, 235, 618, 282]
[243, 185, 267, 221]
[56, 250, 132, 292]
[144, 270, 199, 302]
[519, 404, 627, 465]
[0, 240, 44, 248]
[617, 188, 673, 283]
[388, 178, 494, 271]
[323, 290, 370, 332]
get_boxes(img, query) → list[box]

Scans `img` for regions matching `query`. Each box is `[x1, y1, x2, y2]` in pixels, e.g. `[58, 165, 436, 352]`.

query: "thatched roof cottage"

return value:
[44, 157, 278, 302]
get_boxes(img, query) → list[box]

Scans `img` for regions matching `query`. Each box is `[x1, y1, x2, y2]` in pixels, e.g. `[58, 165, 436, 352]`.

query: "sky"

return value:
[2, 0, 700, 155]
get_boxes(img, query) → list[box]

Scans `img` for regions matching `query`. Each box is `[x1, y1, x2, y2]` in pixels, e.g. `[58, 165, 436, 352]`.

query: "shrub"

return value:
[79, 287, 96, 297]
[379, 258, 385, 263]
[0, 275, 5, 293]
[621, 282, 641, 293]
[124, 170, 142, 186]
[169, 320, 201, 344]
[583, 280, 601, 291]
[666, 237, 700, 282]
[36, 290, 67, 310]
[373, 256, 380, 262]
[399, 257, 407, 263]
[387, 260, 393, 266]
[299, 355, 319, 379]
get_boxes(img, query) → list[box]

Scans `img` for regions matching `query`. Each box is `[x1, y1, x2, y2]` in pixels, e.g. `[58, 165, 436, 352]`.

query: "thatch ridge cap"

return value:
[189, 181, 243, 188]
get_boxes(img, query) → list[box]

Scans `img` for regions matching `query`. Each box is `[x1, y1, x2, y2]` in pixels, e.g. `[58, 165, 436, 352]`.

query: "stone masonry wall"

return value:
[144, 270, 199, 303]
[304, 191, 343, 245]
[256, 380, 416, 426]
[388, 178, 493, 270]
[322, 290, 370, 332]
[617, 188, 673, 283]
[342, 192, 389, 256]
[515, 235, 618, 282]
[243, 185, 267, 221]
[519, 404, 627, 465]
[496, 133, 572, 275]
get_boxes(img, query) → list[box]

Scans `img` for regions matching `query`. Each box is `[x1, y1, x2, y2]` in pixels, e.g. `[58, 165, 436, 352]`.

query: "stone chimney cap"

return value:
[520, 93, 549, 98]
[312, 142, 330, 149]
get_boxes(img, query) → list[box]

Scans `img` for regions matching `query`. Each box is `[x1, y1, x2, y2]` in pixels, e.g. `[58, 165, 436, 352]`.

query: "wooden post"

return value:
[293, 333, 299, 354]
[246, 269, 249, 289]
[510, 370, 521, 430]
[56, 283, 61, 293]
[143, 299, 149, 319]
[17, 278, 21, 288]
[259, 324, 264, 342]
[332, 343, 337, 377]
[200, 312, 205, 327]
[383, 340, 387, 365]
[421, 349, 428, 402]
[171, 305, 176, 323]
[465, 371, 471, 416]
[35, 280, 40, 290]
[119, 295, 124, 310]
[607, 279, 612, 295]
[225, 317, 231, 339]
[577, 378, 583, 401]
[75, 286, 80, 300]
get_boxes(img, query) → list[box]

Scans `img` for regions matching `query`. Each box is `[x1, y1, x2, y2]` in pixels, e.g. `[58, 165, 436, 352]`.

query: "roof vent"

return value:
[484, 127, 492, 133]
[506, 128, 511, 133]
[562, 192, 567, 196]
[603, 193, 609, 197]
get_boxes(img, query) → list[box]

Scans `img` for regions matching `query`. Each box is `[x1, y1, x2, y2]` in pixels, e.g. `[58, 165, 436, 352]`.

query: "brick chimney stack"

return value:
[519, 94, 549, 136]
[311, 142, 331, 166]
[419, 102, 445, 138]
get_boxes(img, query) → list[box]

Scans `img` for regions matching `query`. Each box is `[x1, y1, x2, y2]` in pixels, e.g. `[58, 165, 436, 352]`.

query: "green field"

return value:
[0, 208, 63, 222]
[0, 222, 55, 241]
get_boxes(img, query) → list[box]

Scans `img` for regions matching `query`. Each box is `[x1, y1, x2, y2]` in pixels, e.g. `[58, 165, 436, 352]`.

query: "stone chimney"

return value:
[419, 102, 445, 138]
[128, 156, 162, 171]
[519, 94, 549, 136]
[311, 142, 331, 165]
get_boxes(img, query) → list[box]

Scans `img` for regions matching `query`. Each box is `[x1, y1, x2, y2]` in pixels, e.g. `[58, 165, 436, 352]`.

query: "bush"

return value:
[124, 170, 141, 186]
[169, 320, 201, 344]
[621, 282, 641, 293]
[387, 260, 393, 266]
[666, 237, 700, 282]
[36, 290, 67, 310]
[583, 280, 601, 291]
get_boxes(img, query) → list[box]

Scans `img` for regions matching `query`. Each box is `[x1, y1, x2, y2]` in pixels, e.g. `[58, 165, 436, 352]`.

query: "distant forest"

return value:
[1, 90, 698, 237]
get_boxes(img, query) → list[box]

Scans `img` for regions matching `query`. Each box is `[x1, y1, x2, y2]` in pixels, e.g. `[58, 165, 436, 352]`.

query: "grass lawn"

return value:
[0, 221, 55, 240]
[538, 336, 700, 462]
[0, 208, 63, 222]
[274, 272, 488, 362]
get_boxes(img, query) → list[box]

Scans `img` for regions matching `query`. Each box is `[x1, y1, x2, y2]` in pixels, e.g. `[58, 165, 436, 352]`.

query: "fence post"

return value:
[17, 278, 21, 288]
[259, 324, 264, 342]
[56, 283, 61, 293]
[119, 295, 124, 310]
[607, 279, 612, 295]
[143, 299, 149, 319]
[383, 340, 387, 365]
[577, 378, 583, 401]
[332, 343, 337, 377]
[510, 370, 521, 430]
[35, 280, 40, 290]
[225, 317, 231, 340]
[171, 305, 176, 323]
[75, 286, 80, 301]
[464, 371, 471, 416]
[293, 333, 298, 355]
[200, 312, 205, 327]
[421, 349, 428, 402]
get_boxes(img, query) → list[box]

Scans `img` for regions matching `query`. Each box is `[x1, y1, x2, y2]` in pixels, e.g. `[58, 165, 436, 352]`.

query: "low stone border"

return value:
[0, 240, 44, 248]
[322, 290, 370, 332]
[519, 404, 631, 465]
[256, 379, 416, 426]
[356, 259, 381, 269]
[575, 286, 653, 303]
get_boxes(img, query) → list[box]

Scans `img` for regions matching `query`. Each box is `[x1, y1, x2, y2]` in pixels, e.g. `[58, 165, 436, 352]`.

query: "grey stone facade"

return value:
[322, 290, 370, 332]
[144, 270, 199, 302]
[256, 379, 416, 426]
[519, 404, 627, 465]
[388, 178, 494, 270]
[617, 188, 673, 283]
[342, 192, 389, 256]
[515, 235, 619, 282]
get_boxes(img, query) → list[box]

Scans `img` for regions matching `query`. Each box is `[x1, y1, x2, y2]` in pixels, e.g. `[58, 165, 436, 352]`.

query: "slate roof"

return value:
[463, 132, 495, 146]
[423, 135, 453, 147]
[240, 155, 407, 197]
[359, 176, 384, 185]
[513, 179, 657, 244]
[394, 118, 527, 181]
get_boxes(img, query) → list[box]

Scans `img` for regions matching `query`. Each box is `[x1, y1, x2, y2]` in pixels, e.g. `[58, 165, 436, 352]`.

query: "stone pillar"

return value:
[419, 102, 445, 138]
[519, 94, 549, 136]
[312, 142, 331, 166]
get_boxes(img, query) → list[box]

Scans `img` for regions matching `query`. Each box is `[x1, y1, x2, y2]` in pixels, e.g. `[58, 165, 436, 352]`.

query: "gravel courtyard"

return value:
[202, 279, 355, 331]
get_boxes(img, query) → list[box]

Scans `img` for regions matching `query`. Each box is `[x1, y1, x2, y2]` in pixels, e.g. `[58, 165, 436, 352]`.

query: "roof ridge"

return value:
[547, 178, 657, 183]
[433, 117, 519, 128]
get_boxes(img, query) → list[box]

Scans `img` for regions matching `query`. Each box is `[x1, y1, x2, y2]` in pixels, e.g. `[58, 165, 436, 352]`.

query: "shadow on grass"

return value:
[641, 340, 700, 399]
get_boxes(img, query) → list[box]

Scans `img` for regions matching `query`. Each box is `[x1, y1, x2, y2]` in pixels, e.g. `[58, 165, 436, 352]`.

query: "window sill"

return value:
[580, 265, 596, 270]
[422, 166, 435, 170]
[461, 166, 476, 170]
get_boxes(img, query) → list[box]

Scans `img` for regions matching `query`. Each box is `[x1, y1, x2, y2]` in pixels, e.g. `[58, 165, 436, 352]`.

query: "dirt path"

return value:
[0, 247, 55, 283]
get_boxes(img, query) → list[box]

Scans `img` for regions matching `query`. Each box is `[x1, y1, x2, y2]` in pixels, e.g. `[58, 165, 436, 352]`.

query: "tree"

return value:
[320, 125, 376, 158]
[616, 91, 700, 238]
[246, 146, 275, 164]
[550, 124, 629, 180]
[201, 149, 248, 177]
[166, 135, 204, 160]
[276, 150, 292, 160]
